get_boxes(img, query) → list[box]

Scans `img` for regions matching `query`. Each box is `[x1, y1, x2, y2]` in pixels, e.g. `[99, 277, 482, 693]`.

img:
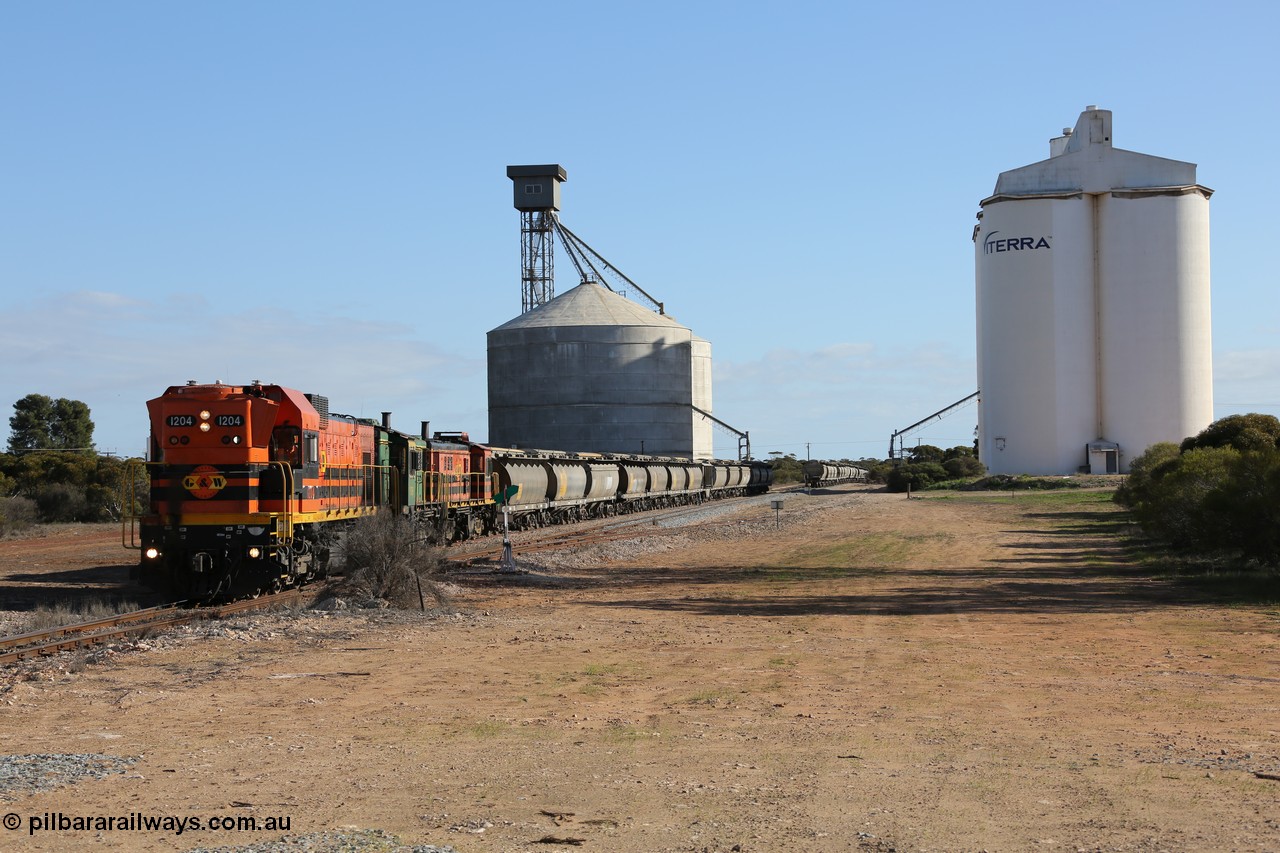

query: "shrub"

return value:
[963, 475, 1082, 491]
[1119, 423, 1280, 567]
[334, 512, 447, 609]
[0, 496, 38, 536]
[768, 455, 803, 484]
[0, 450, 132, 523]
[34, 483, 92, 522]
[1200, 447, 1280, 564]
[1180, 413, 1280, 454]
[1129, 446, 1238, 548]
[858, 458, 893, 484]
[886, 462, 947, 492]
[906, 445, 946, 464]
[1114, 442, 1180, 509]
[943, 455, 985, 479]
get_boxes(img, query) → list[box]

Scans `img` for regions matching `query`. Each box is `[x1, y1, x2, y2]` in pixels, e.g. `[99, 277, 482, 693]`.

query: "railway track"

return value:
[447, 490, 794, 566]
[448, 524, 682, 566]
[3, 489, 812, 663]
[0, 589, 307, 665]
[1, 506, 701, 662]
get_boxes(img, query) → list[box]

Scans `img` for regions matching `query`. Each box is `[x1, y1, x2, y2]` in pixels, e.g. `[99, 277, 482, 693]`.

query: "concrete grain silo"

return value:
[487, 281, 714, 459]
[975, 106, 1214, 475]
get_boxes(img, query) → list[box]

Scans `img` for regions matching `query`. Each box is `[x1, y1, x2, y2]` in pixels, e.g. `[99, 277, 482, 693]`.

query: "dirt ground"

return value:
[1, 487, 1278, 852]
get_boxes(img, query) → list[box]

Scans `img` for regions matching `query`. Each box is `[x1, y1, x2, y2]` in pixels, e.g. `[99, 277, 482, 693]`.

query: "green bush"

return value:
[1114, 442, 1180, 509]
[1199, 448, 1280, 563]
[1130, 446, 1238, 548]
[943, 455, 985, 479]
[0, 496, 38, 535]
[907, 445, 945, 464]
[0, 451, 132, 523]
[1180, 413, 1280, 453]
[964, 474, 1083, 491]
[768, 454, 803, 484]
[1118, 419, 1280, 567]
[886, 462, 947, 492]
[34, 483, 94, 522]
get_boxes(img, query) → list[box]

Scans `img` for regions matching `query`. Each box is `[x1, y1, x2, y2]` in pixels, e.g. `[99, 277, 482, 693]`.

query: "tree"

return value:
[856, 457, 893, 484]
[0, 449, 128, 522]
[50, 398, 94, 450]
[943, 455, 985, 479]
[7, 394, 95, 453]
[907, 444, 945, 464]
[8, 394, 55, 451]
[1115, 416, 1280, 567]
[1180, 413, 1280, 454]
[1113, 442, 1181, 510]
[1129, 446, 1238, 549]
[1201, 447, 1280, 563]
[767, 452, 804, 484]
[886, 462, 947, 492]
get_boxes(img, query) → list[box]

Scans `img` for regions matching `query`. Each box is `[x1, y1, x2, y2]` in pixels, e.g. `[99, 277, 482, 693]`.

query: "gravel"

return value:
[0, 757, 456, 853]
[0, 755, 461, 853]
[184, 829, 457, 853]
[0, 753, 138, 801]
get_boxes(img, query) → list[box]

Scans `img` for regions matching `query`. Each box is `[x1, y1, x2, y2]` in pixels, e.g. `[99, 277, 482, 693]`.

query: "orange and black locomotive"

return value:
[129, 381, 491, 598]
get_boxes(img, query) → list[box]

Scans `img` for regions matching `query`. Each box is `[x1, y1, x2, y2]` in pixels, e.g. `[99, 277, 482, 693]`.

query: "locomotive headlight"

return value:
[200, 410, 211, 421]
[247, 546, 262, 559]
[144, 547, 160, 560]
[199, 422, 211, 432]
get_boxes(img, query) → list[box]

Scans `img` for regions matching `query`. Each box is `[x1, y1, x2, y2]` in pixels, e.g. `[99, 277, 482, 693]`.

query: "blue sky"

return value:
[3, 1, 1277, 460]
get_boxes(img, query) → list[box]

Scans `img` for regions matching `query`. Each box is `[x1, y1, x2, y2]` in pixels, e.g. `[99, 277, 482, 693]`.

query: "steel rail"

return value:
[446, 492, 787, 565]
[0, 589, 308, 665]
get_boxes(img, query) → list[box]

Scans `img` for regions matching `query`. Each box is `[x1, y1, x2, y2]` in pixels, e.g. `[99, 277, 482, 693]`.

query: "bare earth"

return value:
[1, 487, 1278, 852]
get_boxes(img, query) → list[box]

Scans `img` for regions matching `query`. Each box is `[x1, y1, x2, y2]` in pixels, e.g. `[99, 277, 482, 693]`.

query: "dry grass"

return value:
[17, 595, 142, 634]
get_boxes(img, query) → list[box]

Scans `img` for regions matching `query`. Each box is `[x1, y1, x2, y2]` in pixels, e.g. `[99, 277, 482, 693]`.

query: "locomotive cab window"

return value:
[272, 427, 302, 467]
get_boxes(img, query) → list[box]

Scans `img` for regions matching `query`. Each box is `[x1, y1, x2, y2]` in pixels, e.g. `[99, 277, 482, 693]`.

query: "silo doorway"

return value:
[1086, 441, 1120, 475]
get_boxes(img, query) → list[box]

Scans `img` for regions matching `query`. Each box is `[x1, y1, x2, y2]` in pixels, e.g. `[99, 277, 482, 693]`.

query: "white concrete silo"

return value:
[487, 281, 715, 459]
[975, 107, 1214, 474]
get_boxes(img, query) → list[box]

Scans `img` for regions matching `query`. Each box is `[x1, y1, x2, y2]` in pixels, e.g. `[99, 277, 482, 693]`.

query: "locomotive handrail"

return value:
[120, 458, 155, 551]
[265, 461, 294, 548]
[426, 471, 494, 507]
[361, 463, 394, 506]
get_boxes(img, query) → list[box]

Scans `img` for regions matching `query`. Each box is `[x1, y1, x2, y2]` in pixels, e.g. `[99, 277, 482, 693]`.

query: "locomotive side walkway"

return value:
[1, 487, 1277, 852]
